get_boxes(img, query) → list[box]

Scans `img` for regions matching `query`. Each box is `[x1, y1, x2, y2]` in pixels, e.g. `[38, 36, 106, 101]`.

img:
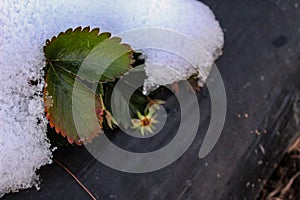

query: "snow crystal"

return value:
[0, 1, 53, 197]
[1, 0, 223, 196]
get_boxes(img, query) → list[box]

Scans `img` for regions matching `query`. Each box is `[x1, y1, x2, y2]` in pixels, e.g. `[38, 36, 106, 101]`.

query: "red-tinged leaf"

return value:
[43, 27, 134, 144]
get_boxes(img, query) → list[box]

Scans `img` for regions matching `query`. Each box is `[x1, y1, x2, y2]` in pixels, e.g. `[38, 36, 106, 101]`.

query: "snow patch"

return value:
[1, 0, 223, 196]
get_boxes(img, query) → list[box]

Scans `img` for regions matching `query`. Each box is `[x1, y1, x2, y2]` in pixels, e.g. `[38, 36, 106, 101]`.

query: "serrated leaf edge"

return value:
[43, 26, 136, 145]
[44, 26, 135, 84]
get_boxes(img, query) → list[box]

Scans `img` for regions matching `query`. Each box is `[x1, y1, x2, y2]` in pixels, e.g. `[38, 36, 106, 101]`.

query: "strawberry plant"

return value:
[43, 27, 164, 145]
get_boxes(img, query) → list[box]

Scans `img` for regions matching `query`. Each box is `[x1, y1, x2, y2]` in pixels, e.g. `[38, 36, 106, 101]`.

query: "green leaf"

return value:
[44, 65, 103, 144]
[43, 27, 134, 144]
[44, 27, 133, 83]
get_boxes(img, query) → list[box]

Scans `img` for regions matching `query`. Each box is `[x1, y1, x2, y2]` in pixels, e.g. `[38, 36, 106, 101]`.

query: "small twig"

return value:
[288, 137, 300, 153]
[266, 184, 282, 200]
[290, 155, 300, 159]
[266, 172, 300, 200]
[279, 171, 300, 198]
[54, 159, 97, 200]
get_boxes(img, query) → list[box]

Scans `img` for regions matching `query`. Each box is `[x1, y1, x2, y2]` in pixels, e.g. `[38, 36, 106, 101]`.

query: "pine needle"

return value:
[54, 159, 97, 200]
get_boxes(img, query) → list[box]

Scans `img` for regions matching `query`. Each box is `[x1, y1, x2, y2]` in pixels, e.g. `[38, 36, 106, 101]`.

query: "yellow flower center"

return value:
[141, 117, 151, 126]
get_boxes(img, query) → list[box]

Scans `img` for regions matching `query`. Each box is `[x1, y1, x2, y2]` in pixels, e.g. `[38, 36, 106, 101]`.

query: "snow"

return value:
[0, 0, 223, 197]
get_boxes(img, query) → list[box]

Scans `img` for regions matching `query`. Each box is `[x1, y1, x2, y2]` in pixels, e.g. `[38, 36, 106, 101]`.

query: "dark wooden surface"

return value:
[3, 0, 300, 199]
